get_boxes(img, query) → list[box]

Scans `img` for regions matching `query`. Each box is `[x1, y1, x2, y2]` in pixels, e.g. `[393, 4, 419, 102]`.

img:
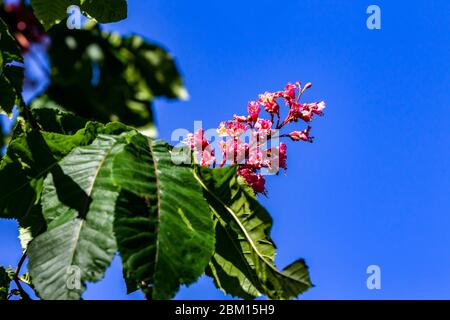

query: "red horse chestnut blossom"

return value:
[186, 81, 325, 194]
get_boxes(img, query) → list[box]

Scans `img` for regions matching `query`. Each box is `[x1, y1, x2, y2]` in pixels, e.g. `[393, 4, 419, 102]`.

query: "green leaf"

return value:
[31, 107, 89, 135]
[195, 166, 313, 300]
[31, 24, 187, 129]
[112, 134, 215, 299]
[30, 0, 127, 30]
[44, 25, 152, 127]
[116, 35, 189, 100]
[0, 120, 133, 242]
[30, 0, 72, 30]
[0, 130, 87, 227]
[80, 0, 127, 23]
[0, 18, 23, 64]
[0, 266, 12, 300]
[0, 17, 24, 116]
[28, 133, 133, 300]
[0, 74, 16, 115]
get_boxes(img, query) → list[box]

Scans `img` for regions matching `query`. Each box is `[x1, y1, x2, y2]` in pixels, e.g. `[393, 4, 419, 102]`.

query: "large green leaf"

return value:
[0, 118, 132, 243]
[111, 134, 215, 299]
[28, 133, 133, 300]
[0, 17, 24, 116]
[195, 166, 313, 300]
[31, 24, 187, 130]
[115, 35, 188, 101]
[30, 0, 127, 30]
[0, 130, 91, 226]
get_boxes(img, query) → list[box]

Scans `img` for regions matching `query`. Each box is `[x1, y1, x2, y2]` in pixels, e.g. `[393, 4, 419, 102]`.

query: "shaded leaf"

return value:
[0, 266, 12, 300]
[80, 0, 127, 23]
[0, 17, 24, 116]
[116, 35, 188, 100]
[30, 0, 127, 30]
[0, 18, 23, 63]
[112, 135, 215, 299]
[31, 107, 89, 135]
[31, 24, 187, 130]
[0, 119, 133, 242]
[196, 166, 313, 300]
[28, 133, 133, 300]
[0, 72, 18, 115]
[29, 0, 72, 30]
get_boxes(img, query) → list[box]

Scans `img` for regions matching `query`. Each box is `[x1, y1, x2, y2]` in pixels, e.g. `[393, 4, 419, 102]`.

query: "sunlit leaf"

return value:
[112, 134, 215, 299]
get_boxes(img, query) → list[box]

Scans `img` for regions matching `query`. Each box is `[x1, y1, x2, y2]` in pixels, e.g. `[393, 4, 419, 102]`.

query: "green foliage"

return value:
[0, 109, 132, 242]
[0, 18, 23, 64]
[0, 4, 313, 301]
[30, 107, 89, 135]
[80, 0, 127, 24]
[196, 166, 313, 299]
[112, 135, 214, 299]
[0, 18, 24, 116]
[0, 266, 12, 300]
[30, 0, 127, 30]
[29, 0, 71, 30]
[32, 24, 187, 131]
[1, 121, 313, 300]
[28, 133, 133, 299]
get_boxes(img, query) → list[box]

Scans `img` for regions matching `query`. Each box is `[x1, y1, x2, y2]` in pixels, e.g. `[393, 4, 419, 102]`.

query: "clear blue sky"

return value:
[1, 0, 450, 299]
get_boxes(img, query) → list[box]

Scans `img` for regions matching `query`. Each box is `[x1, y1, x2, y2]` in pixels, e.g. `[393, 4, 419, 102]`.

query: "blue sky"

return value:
[1, 0, 450, 299]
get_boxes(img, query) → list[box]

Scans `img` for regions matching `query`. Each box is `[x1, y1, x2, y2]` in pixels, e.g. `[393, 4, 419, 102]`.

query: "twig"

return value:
[13, 250, 31, 300]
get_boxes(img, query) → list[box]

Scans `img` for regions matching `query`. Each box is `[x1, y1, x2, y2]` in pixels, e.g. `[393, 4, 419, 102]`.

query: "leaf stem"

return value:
[14, 250, 31, 300]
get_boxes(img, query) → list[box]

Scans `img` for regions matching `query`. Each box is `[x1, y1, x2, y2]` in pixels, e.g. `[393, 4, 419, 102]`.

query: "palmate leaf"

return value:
[0, 17, 24, 116]
[30, 0, 127, 30]
[28, 133, 134, 300]
[195, 166, 313, 300]
[111, 134, 215, 299]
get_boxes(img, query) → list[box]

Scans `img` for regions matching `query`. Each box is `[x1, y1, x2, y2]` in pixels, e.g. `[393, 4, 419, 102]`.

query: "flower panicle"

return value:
[186, 81, 325, 194]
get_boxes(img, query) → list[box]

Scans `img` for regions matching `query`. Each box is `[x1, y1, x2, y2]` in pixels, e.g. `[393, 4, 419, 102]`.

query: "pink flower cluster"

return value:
[186, 81, 325, 194]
